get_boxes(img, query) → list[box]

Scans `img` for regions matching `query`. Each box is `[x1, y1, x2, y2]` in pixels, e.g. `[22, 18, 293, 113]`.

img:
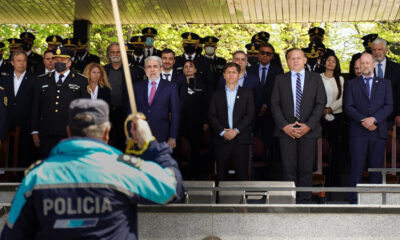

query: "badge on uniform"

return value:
[3, 96, 7, 106]
[68, 84, 80, 91]
[41, 85, 49, 89]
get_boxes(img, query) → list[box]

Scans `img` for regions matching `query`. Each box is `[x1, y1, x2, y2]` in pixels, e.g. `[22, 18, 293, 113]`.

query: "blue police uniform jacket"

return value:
[1, 137, 184, 240]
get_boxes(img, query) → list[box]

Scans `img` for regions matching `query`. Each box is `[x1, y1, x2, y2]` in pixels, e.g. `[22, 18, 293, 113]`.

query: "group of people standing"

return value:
[0, 26, 399, 203]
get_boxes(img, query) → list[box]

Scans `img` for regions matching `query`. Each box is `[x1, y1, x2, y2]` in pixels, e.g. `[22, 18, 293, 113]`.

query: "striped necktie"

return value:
[295, 73, 302, 120]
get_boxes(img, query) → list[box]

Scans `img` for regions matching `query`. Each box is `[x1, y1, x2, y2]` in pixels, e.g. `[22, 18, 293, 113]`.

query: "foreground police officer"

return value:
[31, 46, 87, 158]
[1, 99, 184, 240]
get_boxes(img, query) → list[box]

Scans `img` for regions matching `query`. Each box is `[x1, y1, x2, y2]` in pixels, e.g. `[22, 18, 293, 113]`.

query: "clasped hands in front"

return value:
[361, 117, 377, 131]
[282, 122, 310, 139]
[223, 129, 238, 141]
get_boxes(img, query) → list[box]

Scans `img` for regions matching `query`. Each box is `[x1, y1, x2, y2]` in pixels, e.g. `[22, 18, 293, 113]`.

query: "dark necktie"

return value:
[188, 55, 192, 60]
[136, 58, 140, 63]
[365, 77, 372, 99]
[378, 63, 383, 78]
[147, 50, 151, 57]
[57, 74, 64, 86]
[295, 73, 302, 120]
[164, 73, 170, 81]
[261, 67, 267, 85]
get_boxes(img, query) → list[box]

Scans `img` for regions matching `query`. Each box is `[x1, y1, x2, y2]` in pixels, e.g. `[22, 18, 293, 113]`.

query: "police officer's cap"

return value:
[46, 35, 63, 46]
[63, 38, 78, 48]
[245, 43, 260, 53]
[181, 32, 200, 44]
[0, 42, 5, 49]
[130, 36, 146, 46]
[308, 27, 325, 36]
[251, 31, 270, 44]
[20, 32, 35, 41]
[69, 99, 109, 128]
[76, 39, 88, 50]
[305, 39, 325, 59]
[7, 38, 22, 48]
[52, 46, 73, 59]
[202, 36, 219, 46]
[142, 27, 157, 37]
[362, 34, 378, 48]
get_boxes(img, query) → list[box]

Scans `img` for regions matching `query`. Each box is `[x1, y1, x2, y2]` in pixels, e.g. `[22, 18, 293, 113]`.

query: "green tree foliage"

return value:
[1, 22, 400, 72]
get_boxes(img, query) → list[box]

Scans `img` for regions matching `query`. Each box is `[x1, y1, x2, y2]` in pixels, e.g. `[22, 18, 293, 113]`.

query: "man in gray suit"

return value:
[271, 48, 326, 203]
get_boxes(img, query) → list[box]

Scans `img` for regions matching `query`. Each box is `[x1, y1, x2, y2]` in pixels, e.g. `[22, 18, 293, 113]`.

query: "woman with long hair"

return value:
[320, 54, 345, 188]
[83, 62, 111, 105]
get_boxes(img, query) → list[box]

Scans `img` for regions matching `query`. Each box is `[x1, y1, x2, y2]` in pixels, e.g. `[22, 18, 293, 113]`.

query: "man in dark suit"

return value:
[134, 56, 180, 150]
[344, 52, 393, 203]
[103, 43, 144, 151]
[371, 37, 400, 127]
[34, 50, 54, 76]
[248, 43, 284, 170]
[19, 32, 43, 74]
[209, 62, 255, 181]
[2, 50, 36, 168]
[271, 48, 326, 203]
[161, 48, 186, 99]
[31, 46, 87, 158]
[251, 31, 282, 67]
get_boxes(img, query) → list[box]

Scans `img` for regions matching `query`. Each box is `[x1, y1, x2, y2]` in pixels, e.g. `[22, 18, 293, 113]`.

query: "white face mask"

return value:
[205, 46, 215, 56]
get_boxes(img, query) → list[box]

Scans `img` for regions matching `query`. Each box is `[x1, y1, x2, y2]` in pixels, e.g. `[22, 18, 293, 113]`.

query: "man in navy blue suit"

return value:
[344, 52, 393, 203]
[134, 56, 180, 150]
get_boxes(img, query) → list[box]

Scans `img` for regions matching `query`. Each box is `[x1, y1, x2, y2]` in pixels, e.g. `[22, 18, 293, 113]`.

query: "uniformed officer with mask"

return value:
[19, 32, 43, 74]
[245, 43, 260, 67]
[142, 27, 161, 57]
[45, 35, 63, 51]
[31, 46, 87, 158]
[130, 36, 146, 67]
[73, 39, 100, 73]
[202, 36, 227, 91]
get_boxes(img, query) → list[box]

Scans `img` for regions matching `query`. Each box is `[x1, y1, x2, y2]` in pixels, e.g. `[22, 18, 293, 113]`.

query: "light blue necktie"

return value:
[378, 63, 383, 78]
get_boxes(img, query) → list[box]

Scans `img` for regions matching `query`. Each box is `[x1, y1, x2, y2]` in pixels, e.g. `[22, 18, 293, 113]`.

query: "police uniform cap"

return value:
[251, 31, 270, 44]
[52, 46, 74, 59]
[142, 27, 157, 37]
[0, 42, 5, 49]
[181, 32, 200, 44]
[362, 34, 378, 47]
[130, 36, 146, 46]
[7, 38, 22, 48]
[46, 35, 63, 45]
[63, 38, 78, 47]
[76, 39, 88, 50]
[304, 39, 325, 59]
[20, 32, 36, 41]
[308, 27, 325, 36]
[69, 99, 109, 128]
[201, 36, 219, 46]
[245, 43, 260, 53]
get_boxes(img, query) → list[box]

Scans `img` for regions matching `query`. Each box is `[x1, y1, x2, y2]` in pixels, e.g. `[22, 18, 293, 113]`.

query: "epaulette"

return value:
[117, 154, 143, 170]
[37, 72, 51, 78]
[24, 160, 43, 176]
[0, 86, 4, 91]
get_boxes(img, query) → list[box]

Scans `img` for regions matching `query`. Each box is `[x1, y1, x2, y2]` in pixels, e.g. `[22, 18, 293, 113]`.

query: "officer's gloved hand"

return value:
[130, 113, 154, 148]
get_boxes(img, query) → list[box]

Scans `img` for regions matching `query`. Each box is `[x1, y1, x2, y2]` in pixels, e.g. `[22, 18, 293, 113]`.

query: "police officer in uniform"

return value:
[73, 39, 101, 73]
[63, 38, 78, 71]
[251, 31, 282, 67]
[245, 43, 260, 67]
[130, 36, 146, 67]
[2, 39, 23, 75]
[302, 38, 327, 73]
[142, 27, 161, 57]
[303, 27, 335, 67]
[202, 36, 227, 91]
[45, 35, 63, 51]
[19, 31, 43, 74]
[348, 34, 378, 80]
[31, 46, 87, 158]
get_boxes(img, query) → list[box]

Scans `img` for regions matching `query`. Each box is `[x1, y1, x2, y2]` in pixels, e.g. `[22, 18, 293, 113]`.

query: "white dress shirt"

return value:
[13, 71, 26, 96]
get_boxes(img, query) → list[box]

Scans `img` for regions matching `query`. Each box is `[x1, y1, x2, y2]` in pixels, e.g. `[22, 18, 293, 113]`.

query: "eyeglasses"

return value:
[259, 51, 274, 56]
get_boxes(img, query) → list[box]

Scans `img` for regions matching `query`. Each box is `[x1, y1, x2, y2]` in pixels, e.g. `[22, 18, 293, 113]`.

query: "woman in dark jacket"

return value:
[83, 62, 111, 105]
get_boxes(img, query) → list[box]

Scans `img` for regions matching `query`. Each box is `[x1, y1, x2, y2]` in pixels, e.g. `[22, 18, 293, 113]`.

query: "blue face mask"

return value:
[145, 37, 154, 47]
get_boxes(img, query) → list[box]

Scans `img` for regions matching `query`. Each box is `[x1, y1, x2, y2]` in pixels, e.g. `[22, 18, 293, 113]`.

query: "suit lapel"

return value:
[299, 71, 312, 115]
[233, 87, 241, 126]
[370, 77, 380, 101]
[285, 73, 294, 114]
[220, 88, 229, 127]
[15, 73, 29, 98]
[144, 79, 150, 105]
